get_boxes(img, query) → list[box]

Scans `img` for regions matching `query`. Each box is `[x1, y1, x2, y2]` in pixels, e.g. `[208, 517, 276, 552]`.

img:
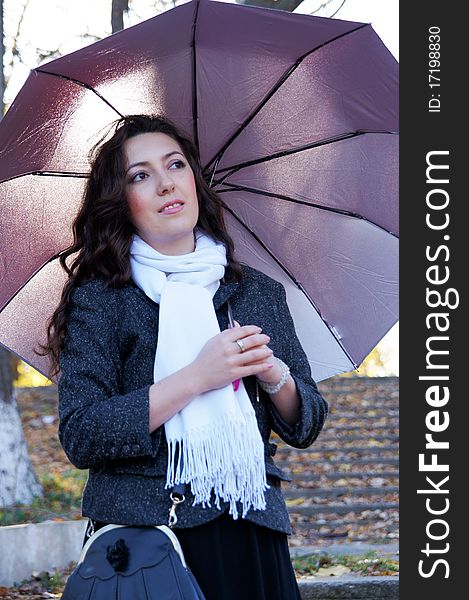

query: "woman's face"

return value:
[124, 132, 199, 255]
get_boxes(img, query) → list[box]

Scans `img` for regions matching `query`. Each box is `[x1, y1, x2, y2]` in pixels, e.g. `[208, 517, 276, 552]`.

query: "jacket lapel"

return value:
[213, 280, 239, 311]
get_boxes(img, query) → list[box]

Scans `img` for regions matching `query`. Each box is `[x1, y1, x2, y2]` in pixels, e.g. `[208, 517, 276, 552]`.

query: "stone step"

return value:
[287, 502, 399, 515]
[293, 518, 399, 530]
[286, 471, 399, 482]
[287, 470, 398, 481]
[318, 387, 398, 395]
[325, 400, 399, 409]
[325, 394, 398, 401]
[284, 487, 399, 498]
[322, 394, 398, 400]
[277, 452, 398, 464]
[277, 457, 399, 468]
[279, 445, 398, 455]
[320, 378, 398, 385]
[329, 412, 398, 419]
[321, 382, 398, 389]
[326, 407, 398, 414]
[323, 423, 398, 431]
[346, 536, 399, 544]
[318, 434, 398, 442]
[297, 576, 399, 600]
[318, 379, 398, 394]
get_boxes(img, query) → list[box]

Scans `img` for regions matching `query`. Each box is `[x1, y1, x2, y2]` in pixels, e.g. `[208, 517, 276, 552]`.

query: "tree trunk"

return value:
[237, 0, 305, 12]
[111, 0, 129, 33]
[0, 346, 43, 508]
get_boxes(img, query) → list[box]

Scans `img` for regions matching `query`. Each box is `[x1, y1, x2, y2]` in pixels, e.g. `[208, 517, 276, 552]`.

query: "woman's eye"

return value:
[130, 172, 147, 183]
[169, 160, 185, 169]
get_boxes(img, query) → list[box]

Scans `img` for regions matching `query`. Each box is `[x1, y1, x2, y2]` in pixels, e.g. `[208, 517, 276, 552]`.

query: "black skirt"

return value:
[83, 513, 301, 600]
[176, 512, 301, 600]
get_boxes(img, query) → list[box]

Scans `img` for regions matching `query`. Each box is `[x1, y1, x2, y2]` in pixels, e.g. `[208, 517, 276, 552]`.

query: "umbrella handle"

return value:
[227, 301, 241, 392]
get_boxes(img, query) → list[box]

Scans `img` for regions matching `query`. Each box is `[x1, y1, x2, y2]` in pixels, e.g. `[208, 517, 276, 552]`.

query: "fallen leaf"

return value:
[317, 565, 352, 577]
[286, 498, 306, 506]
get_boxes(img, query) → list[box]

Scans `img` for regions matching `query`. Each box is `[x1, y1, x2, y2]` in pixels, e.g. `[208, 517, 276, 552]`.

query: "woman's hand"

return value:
[149, 323, 299, 431]
[229, 321, 283, 386]
[224, 325, 300, 427]
[190, 325, 274, 394]
[256, 355, 284, 385]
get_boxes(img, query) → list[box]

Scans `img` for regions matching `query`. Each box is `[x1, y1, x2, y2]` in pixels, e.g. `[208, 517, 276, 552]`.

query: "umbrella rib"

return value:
[204, 21, 370, 173]
[0, 252, 63, 316]
[223, 204, 358, 369]
[212, 130, 399, 182]
[32, 171, 89, 178]
[35, 68, 124, 118]
[0, 170, 89, 186]
[191, 0, 202, 151]
[218, 184, 398, 239]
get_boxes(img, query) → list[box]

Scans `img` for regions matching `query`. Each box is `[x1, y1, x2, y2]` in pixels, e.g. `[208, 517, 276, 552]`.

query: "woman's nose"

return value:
[157, 175, 175, 196]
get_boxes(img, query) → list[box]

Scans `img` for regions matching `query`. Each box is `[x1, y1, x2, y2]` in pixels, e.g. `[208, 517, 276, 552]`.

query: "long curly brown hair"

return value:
[41, 114, 243, 376]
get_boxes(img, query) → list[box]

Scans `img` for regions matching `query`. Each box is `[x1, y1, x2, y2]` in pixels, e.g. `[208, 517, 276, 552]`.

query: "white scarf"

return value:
[130, 231, 267, 519]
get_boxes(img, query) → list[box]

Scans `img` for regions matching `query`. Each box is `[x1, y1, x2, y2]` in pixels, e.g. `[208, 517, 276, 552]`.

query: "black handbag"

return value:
[60, 523, 206, 599]
[61, 484, 206, 600]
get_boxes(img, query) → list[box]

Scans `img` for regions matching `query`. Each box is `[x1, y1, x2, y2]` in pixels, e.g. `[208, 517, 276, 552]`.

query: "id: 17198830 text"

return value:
[428, 26, 441, 113]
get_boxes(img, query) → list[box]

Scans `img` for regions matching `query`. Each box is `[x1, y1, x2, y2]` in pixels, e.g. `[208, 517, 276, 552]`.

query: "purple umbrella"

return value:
[0, 0, 398, 381]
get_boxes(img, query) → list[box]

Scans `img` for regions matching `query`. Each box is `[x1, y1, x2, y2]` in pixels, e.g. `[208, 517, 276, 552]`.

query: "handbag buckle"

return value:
[168, 492, 185, 528]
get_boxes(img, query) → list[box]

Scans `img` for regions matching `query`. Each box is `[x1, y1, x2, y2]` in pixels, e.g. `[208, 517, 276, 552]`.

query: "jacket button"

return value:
[132, 444, 140, 453]
[123, 444, 130, 453]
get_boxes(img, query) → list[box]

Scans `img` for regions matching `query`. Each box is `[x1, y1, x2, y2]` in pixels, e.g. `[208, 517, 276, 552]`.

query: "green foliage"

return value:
[18, 568, 69, 593]
[292, 550, 399, 577]
[292, 552, 333, 574]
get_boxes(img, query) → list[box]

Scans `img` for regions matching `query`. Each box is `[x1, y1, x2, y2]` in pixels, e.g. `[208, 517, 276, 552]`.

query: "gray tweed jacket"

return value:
[58, 265, 328, 534]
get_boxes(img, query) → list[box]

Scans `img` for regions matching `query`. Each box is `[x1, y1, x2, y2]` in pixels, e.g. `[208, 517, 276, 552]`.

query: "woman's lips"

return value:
[159, 201, 184, 215]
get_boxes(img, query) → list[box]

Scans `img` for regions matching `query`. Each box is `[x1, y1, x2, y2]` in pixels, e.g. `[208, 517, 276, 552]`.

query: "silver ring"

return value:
[235, 338, 246, 353]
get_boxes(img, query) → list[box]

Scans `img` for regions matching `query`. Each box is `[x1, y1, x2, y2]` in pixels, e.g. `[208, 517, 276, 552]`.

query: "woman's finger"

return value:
[237, 361, 274, 379]
[226, 325, 262, 342]
[230, 334, 270, 355]
[235, 346, 273, 363]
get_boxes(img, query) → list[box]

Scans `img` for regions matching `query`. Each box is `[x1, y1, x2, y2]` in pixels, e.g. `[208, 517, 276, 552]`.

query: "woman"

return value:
[44, 115, 328, 599]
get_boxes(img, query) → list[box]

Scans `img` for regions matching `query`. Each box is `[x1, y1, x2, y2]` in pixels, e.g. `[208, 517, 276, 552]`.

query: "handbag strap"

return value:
[77, 523, 189, 568]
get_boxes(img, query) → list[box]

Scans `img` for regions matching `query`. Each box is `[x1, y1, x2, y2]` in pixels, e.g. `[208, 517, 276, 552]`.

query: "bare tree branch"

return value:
[10, 0, 29, 62]
[2, 0, 31, 102]
[309, 0, 336, 15]
[302, 0, 348, 17]
[36, 34, 102, 65]
[329, 0, 347, 18]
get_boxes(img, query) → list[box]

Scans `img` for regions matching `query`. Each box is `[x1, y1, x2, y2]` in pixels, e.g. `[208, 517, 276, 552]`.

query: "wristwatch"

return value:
[257, 358, 291, 395]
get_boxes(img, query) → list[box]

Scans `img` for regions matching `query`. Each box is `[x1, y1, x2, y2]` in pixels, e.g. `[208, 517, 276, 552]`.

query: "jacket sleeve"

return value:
[265, 280, 328, 449]
[58, 283, 158, 470]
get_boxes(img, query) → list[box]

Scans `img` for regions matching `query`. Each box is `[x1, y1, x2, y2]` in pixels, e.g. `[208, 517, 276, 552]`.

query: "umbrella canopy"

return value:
[0, 0, 398, 382]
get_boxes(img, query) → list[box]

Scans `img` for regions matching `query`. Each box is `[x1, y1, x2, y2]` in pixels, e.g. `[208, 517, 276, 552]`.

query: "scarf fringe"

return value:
[166, 410, 269, 520]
